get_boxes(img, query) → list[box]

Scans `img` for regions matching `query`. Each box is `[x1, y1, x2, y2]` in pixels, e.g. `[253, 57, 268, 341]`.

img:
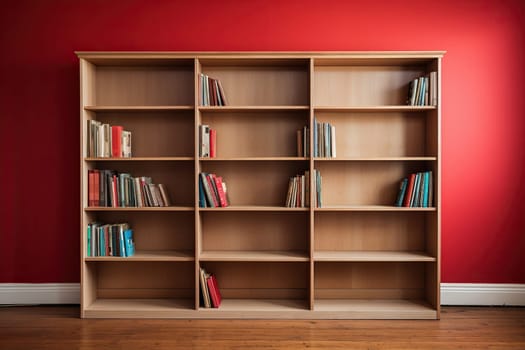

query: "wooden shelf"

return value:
[200, 157, 308, 161]
[314, 106, 436, 112]
[85, 250, 194, 262]
[199, 106, 309, 112]
[199, 206, 309, 212]
[200, 250, 309, 262]
[200, 299, 309, 313]
[314, 251, 436, 262]
[85, 206, 194, 212]
[85, 105, 194, 111]
[85, 157, 194, 162]
[313, 299, 437, 319]
[315, 206, 436, 212]
[314, 157, 436, 161]
[84, 299, 195, 318]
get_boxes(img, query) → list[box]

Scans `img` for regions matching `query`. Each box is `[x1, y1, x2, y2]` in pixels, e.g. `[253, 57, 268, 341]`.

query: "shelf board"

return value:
[85, 206, 194, 212]
[85, 250, 194, 262]
[84, 298, 195, 318]
[314, 251, 435, 262]
[200, 157, 308, 161]
[200, 250, 309, 262]
[85, 157, 194, 161]
[199, 206, 309, 212]
[84, 105, 194, 111]
[313, 299, 437, 319]
[200, 299, 309, 313]
[314, 157, 436, 161]
[314, 106, 436, 112]
[315, 205, 436, 212]
[199, 106, 310, 112]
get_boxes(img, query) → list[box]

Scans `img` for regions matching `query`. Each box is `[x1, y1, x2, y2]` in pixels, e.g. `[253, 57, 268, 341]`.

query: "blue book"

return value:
[99, 227, 106, 257]
[423, 172, 430, 207]
[395, 178, 408, 207]
[87, 225, 92, 257]
[119, 227, 126, 257]
[198, 176, 206, 207]
[124, 229, 135, 257]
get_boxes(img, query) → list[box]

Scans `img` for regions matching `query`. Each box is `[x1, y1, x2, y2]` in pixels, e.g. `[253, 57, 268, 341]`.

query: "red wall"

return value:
[1, 0, 524, 283]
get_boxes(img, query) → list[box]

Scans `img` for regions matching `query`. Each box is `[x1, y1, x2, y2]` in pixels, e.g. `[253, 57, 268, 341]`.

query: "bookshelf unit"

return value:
[79, 51, 443, 319]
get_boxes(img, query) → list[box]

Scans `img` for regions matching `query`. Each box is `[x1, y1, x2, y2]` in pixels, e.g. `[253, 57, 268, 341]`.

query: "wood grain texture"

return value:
[0, 306, 523, 349]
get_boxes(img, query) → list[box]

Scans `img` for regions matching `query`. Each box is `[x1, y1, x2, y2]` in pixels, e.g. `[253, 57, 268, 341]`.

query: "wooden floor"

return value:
[0, 306, 524, 349]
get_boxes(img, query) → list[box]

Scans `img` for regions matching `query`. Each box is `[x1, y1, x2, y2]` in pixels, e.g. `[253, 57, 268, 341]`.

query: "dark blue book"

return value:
[395, 178, 408, 207]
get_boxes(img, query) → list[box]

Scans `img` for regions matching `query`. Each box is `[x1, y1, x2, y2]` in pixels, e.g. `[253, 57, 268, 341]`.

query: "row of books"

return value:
[285, 171, 309, 208]
[87, 170, 171, 207]
[199, 124, 217, 157]
[284, 170, 322, 208]
[407, 72, 437, 106]
[314, 119, 336, 158]
[395, 171, 433, 207]
[199, 73, 228, 106]
[87, 120, 132, 158]
[199, 172, 229, 207]
[86, 222, 135, 257]
[199, 267, 222, 308]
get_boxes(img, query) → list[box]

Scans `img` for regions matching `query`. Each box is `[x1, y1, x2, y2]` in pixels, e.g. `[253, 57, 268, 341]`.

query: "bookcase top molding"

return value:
[76, 51, 446, 65]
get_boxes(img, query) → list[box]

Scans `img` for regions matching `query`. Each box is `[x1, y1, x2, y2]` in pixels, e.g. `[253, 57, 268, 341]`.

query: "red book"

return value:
[210, 129, 216, 158]
[111, 126, 123, 157]
[88, 170, 94, 207]
[403, 173, 416, 207]
[206, 174, 220, 207]
[93, 170, 100, 207]
[206, 274, 222, 308]
[210, 78, 217, 106]
[213, 176, 229, 207]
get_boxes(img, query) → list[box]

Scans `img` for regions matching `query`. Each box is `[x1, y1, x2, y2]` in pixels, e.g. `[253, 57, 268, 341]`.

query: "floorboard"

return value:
[0, 306, 524, 349]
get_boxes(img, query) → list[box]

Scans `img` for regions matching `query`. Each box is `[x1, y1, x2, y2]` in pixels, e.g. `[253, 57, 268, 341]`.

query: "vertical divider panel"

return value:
[308, 58, 315, 310]
[194, 57, 201, 310]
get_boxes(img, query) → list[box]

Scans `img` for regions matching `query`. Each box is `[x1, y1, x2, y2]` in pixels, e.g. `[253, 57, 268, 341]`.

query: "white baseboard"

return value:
[440, 283, 525, 306]
[0, 283, 524, 306]
[0, 283, 80, 305]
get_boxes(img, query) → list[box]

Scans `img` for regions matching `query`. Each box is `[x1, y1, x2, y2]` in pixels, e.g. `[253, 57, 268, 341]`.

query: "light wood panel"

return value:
[313, 65, 426, 106]
[313, 251, 435, 262]
[314, 112, 431, 157]
[200, 64, 309, 106]
[95, 261, 194, 299]
[200, 211, 307, 252]
[95, 65, 194, 106]
[314, 211, 426, 251]
[200, 111, 308, 157]
[315, 161, 434, 206]
[314, 262, 426, 299]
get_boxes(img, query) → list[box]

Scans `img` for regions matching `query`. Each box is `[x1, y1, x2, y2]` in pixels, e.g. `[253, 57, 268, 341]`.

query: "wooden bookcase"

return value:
[78, 51, 443, 319]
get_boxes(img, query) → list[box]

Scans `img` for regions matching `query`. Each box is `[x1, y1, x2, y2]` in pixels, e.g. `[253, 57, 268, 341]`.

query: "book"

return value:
[214, 176, 229, 207]
[199, 125, 210, 157]
[124, 229, 135, 257]
[111, 126, 123, 157]
[403, 174, 416, 207]
[199, 267, 211, 308]
[395, 178, 408, 207]
[210, 129, 216, 158]
[206, 274, 222, 308]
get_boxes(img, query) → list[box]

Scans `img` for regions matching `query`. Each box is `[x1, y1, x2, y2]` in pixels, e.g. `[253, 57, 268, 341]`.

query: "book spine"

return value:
[111, 126, 123, 157]
[214, 176, 228, 207]
[395, 178, 408, 207]
[210, 129, 216, 158]
[403, 173, 416, 207]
